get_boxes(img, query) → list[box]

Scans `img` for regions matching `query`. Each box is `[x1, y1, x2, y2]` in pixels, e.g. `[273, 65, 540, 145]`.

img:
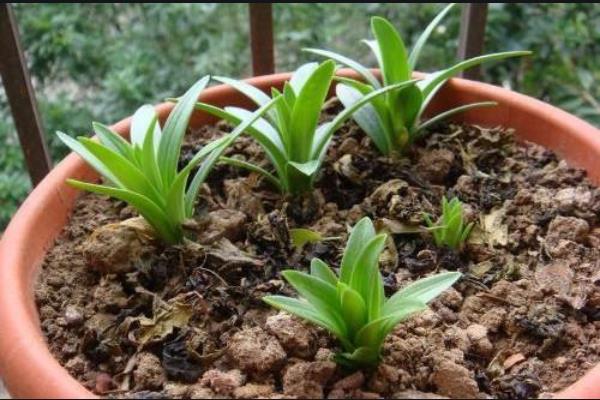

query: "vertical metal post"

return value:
[0, 3, 52, 185]
[249, 3, 275, 76]
[457, 3, 489, 80]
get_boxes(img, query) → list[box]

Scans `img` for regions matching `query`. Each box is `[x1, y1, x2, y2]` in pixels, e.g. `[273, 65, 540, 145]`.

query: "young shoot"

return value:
[264, 217, 461, 368]
[192, 61, 417, 195]
[58, 76, 281, 244]
[424, 196, 474, 249]
[306, 4, 531, 155]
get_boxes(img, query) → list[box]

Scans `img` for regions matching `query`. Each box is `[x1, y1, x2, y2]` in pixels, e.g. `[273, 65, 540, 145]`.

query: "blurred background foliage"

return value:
[1, 3, 599, 229]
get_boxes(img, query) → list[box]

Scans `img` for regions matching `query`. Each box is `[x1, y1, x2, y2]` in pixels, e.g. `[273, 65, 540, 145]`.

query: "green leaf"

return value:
[140, 116, 163, 191]
[416, 101, 497, 133]
[66, 179, 180, 244]
[304, 48, 381, 89]
[263, 296, 351, 349]
[289, 61, 336, 161]
[371, 17, 410, 85]
[158, 76, 210, 185]
[310, 258, 338, 285]
[338, 282, 368, 337]
[57, 131, 120, 186]
[418, 51, 532, 99]
[281, 270, 347, 334]
[336, 84, 391, 154]
[164, 167, 190, 226]
[349, 234, 387, 310]
[340, 217, 376, 284]
[218, 156, 282, 192]
[92, 122, 134, 161]
[362, 39, 382, 67]
[290, 228, 324, 249]
[287, 160, 320, 177]
[130, 104, 160, 149]
[355, 300, 427, 348]
[282, 82, 297, 106]
[270, 87, 292, 151]
[313, 80, 418, 160]
[408, 3, 456, 68]
[193, 102, 288, 182]
[396, 85, 424, 135]
[336, 346, 380, 367]
[383, 272, 461, 315]
[214, 76, 272, 107]
[288, 62, 319, 94]
[184, 96, 282, 216]
[77, 137, 163, 206]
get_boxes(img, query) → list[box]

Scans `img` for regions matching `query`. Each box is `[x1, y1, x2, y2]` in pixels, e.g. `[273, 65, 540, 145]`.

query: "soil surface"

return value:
[35, 101, 600, 399]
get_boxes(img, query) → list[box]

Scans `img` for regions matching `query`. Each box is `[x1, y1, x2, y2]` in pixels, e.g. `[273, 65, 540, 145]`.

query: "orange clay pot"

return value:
[1, 71, 599, 399]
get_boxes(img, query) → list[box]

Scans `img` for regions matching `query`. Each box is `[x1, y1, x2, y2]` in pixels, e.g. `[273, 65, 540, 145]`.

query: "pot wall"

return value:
[0, 71, 598, 399]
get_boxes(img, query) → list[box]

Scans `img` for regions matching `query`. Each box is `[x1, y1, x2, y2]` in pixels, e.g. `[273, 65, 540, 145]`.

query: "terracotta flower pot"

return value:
[1, 71, 599, 399]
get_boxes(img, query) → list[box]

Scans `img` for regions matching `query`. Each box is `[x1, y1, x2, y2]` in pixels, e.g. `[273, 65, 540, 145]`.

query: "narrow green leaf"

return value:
[288, 62, 319, 94]
[416, 101, 497, 133]
[92, 122, 134, 161]
[383, 272, 461, 315]
[193, 102, 288, 183]
[218, 156, 282, 192]
[313, 80, 418, 160]
[287, 160, 320, 177]
[78, 137, 164, 206]
[336, 346, 380, 367]
[340, 217, 376, 284]
[214, 76, 271, 106]
[66, 179, 180, 243]
[304, 48, 381, 89]
[184, 96, 282, 216]
[349, 234, 387, 307]
[289, 61, 336, 161]
[418, 51, 532, 99]
[281, 270, 347, 334]
[140, 117, 163, 191]
[362, 39, 382, 68]
[164, 168, 190, 226]
[130, 104, 160, 149]
[290, 228, 324, 249]
[336, 84, 392, 154]
[282, 81, 297, 106]
[355, 300, 427, 348]
[408, 3, 456, 68]
[158, 76, 210, 185]
[310, 258, 338, 285]
[371, 17, 411, 85]
[338, 282, 368, 337]
[263, 296, 350, 348]
[267, 87, 292, 154]
[57, 131, 120, 186]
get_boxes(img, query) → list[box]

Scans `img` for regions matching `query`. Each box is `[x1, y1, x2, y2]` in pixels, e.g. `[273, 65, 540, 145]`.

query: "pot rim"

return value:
[0, 71, 599, 399]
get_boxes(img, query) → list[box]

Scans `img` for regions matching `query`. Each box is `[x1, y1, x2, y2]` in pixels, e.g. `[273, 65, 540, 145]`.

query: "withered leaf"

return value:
[137, 295, 195, 345]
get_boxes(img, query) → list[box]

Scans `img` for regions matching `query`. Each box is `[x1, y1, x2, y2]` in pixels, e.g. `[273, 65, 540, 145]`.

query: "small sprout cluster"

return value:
[59, 77, 281, 244]
[307, 4, 530, 155]
[264, 217, 461, 368]
[424, 196, 474, 249]
[196, 61, 416, 195]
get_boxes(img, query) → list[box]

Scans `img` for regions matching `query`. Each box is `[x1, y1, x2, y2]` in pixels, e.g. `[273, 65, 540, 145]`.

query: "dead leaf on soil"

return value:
[208, 238, 264, 269]
[136, 294, 198, 346]
[469, 206, 508, 247]
[375, 218, 423, 235]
